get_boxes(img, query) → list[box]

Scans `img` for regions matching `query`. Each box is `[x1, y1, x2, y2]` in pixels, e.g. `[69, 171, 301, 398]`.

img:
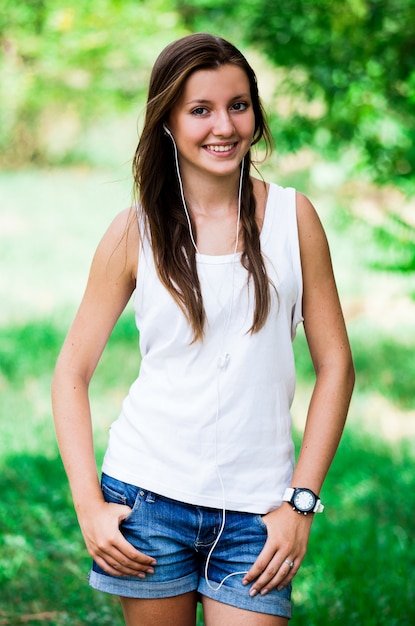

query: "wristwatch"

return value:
[283, 487, 325, 515]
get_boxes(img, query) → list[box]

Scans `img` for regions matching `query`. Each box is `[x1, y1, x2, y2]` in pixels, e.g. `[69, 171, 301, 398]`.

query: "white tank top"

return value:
[102, 183, 303, 514]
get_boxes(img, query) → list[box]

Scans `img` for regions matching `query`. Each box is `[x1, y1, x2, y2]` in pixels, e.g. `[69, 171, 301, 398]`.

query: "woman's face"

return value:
[167, 64, 255, 181]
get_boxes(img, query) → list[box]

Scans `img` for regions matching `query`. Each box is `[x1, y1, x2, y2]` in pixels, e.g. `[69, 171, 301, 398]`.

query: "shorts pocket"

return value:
[254, 514, 269, 534]
[101, 473, 143, 521]
[102, 482, 128, 506]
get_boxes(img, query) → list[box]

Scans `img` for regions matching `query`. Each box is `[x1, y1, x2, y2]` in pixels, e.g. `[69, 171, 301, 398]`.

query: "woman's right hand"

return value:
[79, 501, 157, 577]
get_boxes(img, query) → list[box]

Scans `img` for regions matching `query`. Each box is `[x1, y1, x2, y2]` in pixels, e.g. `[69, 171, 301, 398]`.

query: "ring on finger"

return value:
[284, 559, 294, 568]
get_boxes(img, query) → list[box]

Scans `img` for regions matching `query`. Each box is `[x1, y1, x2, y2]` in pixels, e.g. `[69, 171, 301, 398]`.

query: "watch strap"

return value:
[283, 487, 295, 501]
[282, 487, 325, 513]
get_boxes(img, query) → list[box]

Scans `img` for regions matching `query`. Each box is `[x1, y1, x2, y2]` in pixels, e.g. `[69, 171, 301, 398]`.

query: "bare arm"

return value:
[243, 192, 355, 595]
[51, 208, 156, 577]
[290, 192, 355, 491]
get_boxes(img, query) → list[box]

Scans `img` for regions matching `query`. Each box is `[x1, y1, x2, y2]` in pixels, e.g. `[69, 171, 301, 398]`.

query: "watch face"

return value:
[293, 489, 315, 512]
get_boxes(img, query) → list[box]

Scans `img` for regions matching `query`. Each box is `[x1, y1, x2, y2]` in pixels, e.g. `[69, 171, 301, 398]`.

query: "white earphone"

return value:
[163, 123, 173, 138]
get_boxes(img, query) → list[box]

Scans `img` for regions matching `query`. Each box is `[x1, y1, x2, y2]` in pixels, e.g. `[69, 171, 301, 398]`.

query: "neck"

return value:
[182, 172, 244, 255]
[184, 173, 241, 217]
[168, 137, 245, 254]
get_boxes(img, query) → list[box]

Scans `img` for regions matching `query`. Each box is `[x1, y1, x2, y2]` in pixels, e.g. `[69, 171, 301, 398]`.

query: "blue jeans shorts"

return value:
[88, 473, 292, 618]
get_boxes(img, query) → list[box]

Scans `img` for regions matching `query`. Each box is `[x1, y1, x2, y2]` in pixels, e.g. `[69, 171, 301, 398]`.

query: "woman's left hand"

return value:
[242, 504, 313, 596]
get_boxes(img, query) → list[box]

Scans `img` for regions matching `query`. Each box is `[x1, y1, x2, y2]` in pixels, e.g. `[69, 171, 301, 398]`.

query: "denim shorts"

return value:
[88, 473, 292, 618]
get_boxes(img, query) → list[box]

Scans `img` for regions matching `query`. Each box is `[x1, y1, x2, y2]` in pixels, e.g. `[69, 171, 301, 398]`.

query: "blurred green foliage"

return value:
[176, 0, 415, 192]
[2, 0, 415, 194]
[2, 0, 414, 275]
[1, 314, 414, 624]
[369, 214, 415, 272]
[0, 0, 184, 166]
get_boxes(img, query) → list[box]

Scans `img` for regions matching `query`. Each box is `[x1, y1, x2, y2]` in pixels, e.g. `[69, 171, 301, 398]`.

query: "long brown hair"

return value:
[133, 33, 273, 342]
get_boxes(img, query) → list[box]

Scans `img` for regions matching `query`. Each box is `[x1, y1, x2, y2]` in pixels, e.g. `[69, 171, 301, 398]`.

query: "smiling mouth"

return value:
[204, 143, 237, 153]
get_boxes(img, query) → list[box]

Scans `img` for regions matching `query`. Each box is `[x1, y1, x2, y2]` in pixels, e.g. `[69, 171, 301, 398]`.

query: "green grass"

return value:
[1, 167, 414, 624]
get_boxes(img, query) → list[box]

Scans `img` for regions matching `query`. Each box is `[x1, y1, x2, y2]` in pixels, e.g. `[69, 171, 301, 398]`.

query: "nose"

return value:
[212, 109, 235, 137]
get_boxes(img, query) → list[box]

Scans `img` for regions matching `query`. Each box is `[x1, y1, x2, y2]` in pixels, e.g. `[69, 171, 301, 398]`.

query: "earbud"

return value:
[163, 123, 173, 138]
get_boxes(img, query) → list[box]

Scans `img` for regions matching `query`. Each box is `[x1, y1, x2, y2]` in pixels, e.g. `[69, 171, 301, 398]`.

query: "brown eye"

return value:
[191, 107, 208, 116]
[231, 102, 248, 111]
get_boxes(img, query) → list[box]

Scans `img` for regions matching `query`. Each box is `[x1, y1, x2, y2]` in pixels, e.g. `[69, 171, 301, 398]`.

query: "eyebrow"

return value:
[185, 93, 251, 105]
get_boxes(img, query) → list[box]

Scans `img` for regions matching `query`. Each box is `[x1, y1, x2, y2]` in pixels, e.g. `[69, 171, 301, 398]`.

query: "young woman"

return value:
[52, 33, 355, 625]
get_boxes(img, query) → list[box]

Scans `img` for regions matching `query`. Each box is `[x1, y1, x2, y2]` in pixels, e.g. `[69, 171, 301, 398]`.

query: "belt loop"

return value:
[145, 491, 156, 503]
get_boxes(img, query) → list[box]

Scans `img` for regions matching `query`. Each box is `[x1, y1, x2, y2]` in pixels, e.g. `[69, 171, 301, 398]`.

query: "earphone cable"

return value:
[169, 128, 200, 253]
[203, 157, 249, 591]
[167, 127, 248, 589]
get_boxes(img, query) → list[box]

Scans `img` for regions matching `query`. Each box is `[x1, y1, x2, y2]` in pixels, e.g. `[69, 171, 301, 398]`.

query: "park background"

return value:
[0, 0, 414, 624]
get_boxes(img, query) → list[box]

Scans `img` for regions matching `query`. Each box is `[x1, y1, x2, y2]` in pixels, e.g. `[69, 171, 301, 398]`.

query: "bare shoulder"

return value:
[105, 207, 139, 248]
[252, 177, 269, 229]
[95, 207, 140, 281]
[295, 191, 330, 261]
[296, 191, 324, 232]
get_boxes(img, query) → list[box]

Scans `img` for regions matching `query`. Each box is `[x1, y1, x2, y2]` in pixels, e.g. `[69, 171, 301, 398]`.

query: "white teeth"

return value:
[206, 144, 234, 152]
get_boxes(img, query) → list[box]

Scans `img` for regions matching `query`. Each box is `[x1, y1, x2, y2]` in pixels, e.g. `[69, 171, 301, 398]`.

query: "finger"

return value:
[95, 549, 156, 577]
[111, 505, 157, 566]
[92, 530, 157, 575]
[277, 560, 299, 591]
[94, 543, 157, 577]
[112, 544, 156, 574]
[246, 556, 282, 595]
[95, 555, 151, 577]
[114, 532, 157, 567]
[242, 541, 278, 585]
[247, 557, 298, 596]
[263, 559, 297, 594]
